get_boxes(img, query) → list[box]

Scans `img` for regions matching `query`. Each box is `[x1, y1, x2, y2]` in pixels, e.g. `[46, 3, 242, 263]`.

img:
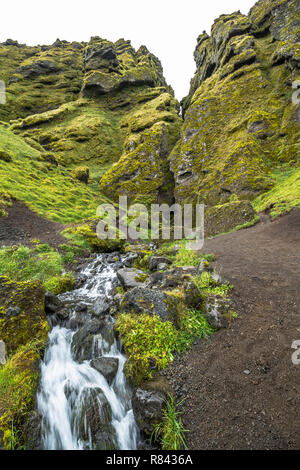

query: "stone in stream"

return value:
[132, 388, 165, 436]
[90, 357, 119, 385]
[117, 268, 149, 290]
[71, 318, 115, 362]
[77, 387, 116, 450]
[92, 297, 110, 317]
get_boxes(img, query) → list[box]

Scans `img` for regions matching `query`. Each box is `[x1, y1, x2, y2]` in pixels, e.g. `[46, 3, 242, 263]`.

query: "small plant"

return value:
[152, 394, 188, 450]
[176, 308, 215, 351]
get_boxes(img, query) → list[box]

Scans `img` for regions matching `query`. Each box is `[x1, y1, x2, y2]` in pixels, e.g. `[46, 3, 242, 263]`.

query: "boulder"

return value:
[121, 287, 184, 326]
[132, 388, 165, 436]
[93, 297, 110, 317]
[71, 318, 115, 361]
[148, 256, 172, 272]
[204, 295, 232, 329]
[117, 268, 149, 290]
[183, 281, 204, 309]
[205, 201, 257, 238]
[77, 387, 116, 449]
[90, 357, 119, 385]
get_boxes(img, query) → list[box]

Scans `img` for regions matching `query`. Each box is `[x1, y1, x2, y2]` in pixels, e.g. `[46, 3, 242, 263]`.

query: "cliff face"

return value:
[0, 0, 299, 229]
[0, 38, 181, 217]
[170, 0, 299, 229]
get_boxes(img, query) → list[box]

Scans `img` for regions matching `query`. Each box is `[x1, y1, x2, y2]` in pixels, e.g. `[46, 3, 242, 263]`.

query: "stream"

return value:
[37, 254, 139, 450]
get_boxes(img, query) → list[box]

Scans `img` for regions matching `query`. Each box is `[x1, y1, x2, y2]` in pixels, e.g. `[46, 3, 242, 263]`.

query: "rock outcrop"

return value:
[170, 0, 299, 231]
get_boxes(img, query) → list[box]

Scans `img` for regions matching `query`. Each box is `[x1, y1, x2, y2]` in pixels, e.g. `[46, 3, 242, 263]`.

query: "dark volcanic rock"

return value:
[90, 357, 119, 385]
[132, 388, 165, 436]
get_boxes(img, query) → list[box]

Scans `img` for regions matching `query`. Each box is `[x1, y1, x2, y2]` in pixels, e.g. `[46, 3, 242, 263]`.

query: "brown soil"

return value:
[0, 200, 66, 248]
[162, 209, 300, 450]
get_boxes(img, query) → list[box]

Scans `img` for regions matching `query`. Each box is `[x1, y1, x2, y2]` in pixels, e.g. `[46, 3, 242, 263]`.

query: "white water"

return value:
[37, 256, 139, 450]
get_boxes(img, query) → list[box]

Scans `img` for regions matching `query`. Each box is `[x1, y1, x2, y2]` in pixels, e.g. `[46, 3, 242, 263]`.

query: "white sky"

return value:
[1, 0, 256, 100]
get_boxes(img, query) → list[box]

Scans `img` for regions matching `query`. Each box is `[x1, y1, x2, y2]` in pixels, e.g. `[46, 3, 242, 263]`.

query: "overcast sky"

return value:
[1, 0, 256, 99]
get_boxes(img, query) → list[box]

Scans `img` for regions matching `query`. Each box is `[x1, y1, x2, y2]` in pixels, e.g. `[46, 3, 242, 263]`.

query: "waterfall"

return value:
[37, 255, 139, 450]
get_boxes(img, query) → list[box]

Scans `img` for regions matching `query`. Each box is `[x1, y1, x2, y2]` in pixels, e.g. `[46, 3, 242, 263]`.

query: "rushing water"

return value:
[37, 255, 139, 450]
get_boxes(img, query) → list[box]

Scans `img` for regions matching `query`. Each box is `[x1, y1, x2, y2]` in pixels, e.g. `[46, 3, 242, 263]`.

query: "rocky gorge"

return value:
[0, 0, 299, 451]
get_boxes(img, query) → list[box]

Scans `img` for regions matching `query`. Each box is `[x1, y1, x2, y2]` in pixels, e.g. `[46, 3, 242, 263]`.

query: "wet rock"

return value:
[23, 411, 43, 450]
[123, 253, 138, 268]
[90, 357, 119, 385]
[204, 295, 232, 329]
[75, 274, 88, 288]
[71, 318, 115, 361]
[0, 340, 6, 365]
[45, 292, 63, 314]
[132, 388, 165, 436]
[77, 387, 116, 449]
[93, 297, 110, 317]
[148, 256, 172, 272]
[121, 287, 183, 326]
[117, 268, 149, 290]
[106, 253, 120, 264]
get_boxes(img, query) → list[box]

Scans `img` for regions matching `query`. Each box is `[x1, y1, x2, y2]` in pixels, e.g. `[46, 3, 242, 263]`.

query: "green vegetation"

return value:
[0, 339, 45, 449]
[157, 239, 215, 266]
[0, 125, 109, 223]
[152, 395, 188, 450]
[253, 166, 300, 218]
[116, 308, 214, 386]
[115, 313, 178, 385]
[0, 244, 74, 294]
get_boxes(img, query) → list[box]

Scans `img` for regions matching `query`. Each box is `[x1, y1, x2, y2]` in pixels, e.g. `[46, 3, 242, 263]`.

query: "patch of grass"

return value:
[253, 165, 300, 219]
[193, 271, 232, 297]
[151, 394, 188, 450]
[157, 239, 215, 267]
[176, 308, 215, 352]
[0, 244, 75, 294]
[0, 124, 110, 223]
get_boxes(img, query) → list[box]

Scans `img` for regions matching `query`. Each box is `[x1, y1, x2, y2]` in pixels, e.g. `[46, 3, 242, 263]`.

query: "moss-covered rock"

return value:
[0, 341, 42, 449]
[172, 0, 300, 219]
[205, 200, 258, 237]
[62, 218, 125, 253]
[100, 93, 182, 205]
[71, 166, 89, 184]
[0, 276, 48, 355]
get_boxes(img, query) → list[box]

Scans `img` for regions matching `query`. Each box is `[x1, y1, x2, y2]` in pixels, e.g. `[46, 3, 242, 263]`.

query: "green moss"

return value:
[44, 273, 75, 295]
[115, 313, 178, 386]
[71, 166, 89, 184]
[100, 93, 181, 205]
[62, 219, 125, 253]
[0, 276, 48, 355]
[0, 339, 45, 449]
[253, 165, 300, 218]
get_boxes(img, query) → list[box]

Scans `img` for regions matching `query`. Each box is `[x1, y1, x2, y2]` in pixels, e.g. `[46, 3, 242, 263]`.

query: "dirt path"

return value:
[163, 209, 300, 450]
[0, 200, 66, 248]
